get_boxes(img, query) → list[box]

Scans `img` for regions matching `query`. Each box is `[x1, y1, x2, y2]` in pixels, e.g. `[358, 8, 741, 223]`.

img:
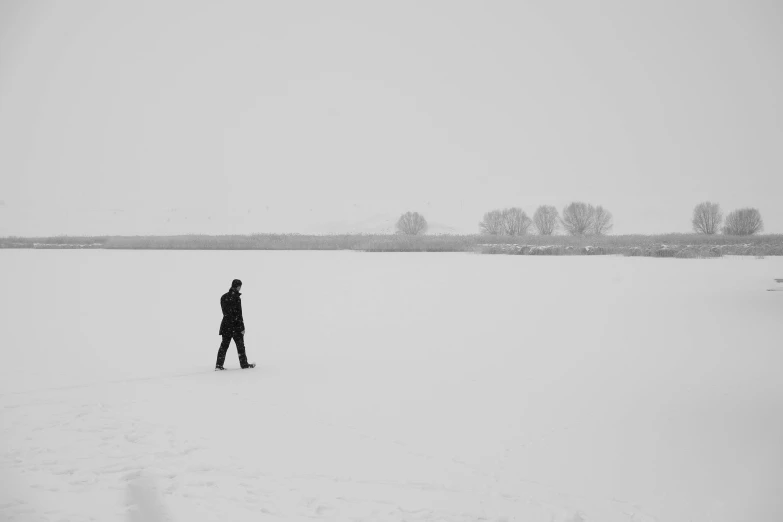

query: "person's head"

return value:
[231, 279, 242, 292]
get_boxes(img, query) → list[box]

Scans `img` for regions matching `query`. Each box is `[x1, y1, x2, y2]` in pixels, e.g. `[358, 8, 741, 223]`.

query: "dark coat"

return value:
[219, 288, 245, 336]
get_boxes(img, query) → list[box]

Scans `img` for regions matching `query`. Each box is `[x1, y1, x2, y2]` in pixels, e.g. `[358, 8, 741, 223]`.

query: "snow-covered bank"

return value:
[1, 251, 781, 521]
[4, 234, 783, 258]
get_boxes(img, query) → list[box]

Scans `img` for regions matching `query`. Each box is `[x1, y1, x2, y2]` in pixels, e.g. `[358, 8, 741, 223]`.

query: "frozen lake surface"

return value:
[1, 250, 781, 522]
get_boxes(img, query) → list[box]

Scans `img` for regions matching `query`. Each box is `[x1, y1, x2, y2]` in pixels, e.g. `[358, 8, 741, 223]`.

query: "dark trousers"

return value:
[216, 333, 249, 368]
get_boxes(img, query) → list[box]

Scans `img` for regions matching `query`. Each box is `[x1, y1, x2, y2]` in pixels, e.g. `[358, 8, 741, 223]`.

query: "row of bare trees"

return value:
[479, 203, 613, 236]
[478, 208, 533, 235]
[395, 204, 613, 236]
[397, 202, 763, 236]
[691, 202, 764, 236]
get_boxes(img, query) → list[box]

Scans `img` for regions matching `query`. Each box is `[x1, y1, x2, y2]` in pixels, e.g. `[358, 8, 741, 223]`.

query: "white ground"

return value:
[1, 250, 781, 522]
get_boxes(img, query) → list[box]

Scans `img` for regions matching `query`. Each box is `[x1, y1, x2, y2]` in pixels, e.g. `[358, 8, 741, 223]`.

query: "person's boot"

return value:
[242, 363, 256, 369]
[215, 365, 225, 371]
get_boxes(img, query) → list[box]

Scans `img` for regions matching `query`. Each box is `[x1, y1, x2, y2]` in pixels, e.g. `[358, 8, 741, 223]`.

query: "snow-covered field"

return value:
[1, 250, 781, 522]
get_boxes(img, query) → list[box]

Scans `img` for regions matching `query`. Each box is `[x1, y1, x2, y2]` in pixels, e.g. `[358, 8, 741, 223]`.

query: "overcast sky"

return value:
[1, 1, 781, 236]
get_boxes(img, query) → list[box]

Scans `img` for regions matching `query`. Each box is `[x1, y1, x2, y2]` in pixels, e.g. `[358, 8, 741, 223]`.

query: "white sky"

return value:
[1, 1, 781, 236]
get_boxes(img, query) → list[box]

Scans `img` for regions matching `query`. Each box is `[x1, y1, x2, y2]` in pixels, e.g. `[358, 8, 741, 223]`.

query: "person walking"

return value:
[215, 279, 255, 370]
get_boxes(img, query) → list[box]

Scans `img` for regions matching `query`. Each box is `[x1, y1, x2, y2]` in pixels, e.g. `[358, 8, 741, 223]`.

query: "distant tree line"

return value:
[478, 208, 532, 235]
[479, 202, 613, 236]
[393, 201, 764, 237]
[395, 202, 614, 236]
[692, 201, 763, 236]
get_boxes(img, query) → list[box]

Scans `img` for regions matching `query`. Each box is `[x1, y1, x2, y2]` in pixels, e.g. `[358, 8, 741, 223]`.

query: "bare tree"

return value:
[501, 207, 532, 236]
[532, 205, 559, 235]
[592, 205, 613, 235]
[560, 202, 595, 236]
[396, 211, 428, 235]
[479, 210, 505, 235]
[692, 201, 722, 235]
[722, 208, 763, 235]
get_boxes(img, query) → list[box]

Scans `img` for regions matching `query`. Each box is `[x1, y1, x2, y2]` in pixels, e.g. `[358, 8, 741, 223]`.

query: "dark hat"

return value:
[231, 279, 242, 288]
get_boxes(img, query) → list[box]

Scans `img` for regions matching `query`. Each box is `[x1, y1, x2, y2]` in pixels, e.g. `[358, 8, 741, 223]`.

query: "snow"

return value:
[1, 250, 781, 522]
